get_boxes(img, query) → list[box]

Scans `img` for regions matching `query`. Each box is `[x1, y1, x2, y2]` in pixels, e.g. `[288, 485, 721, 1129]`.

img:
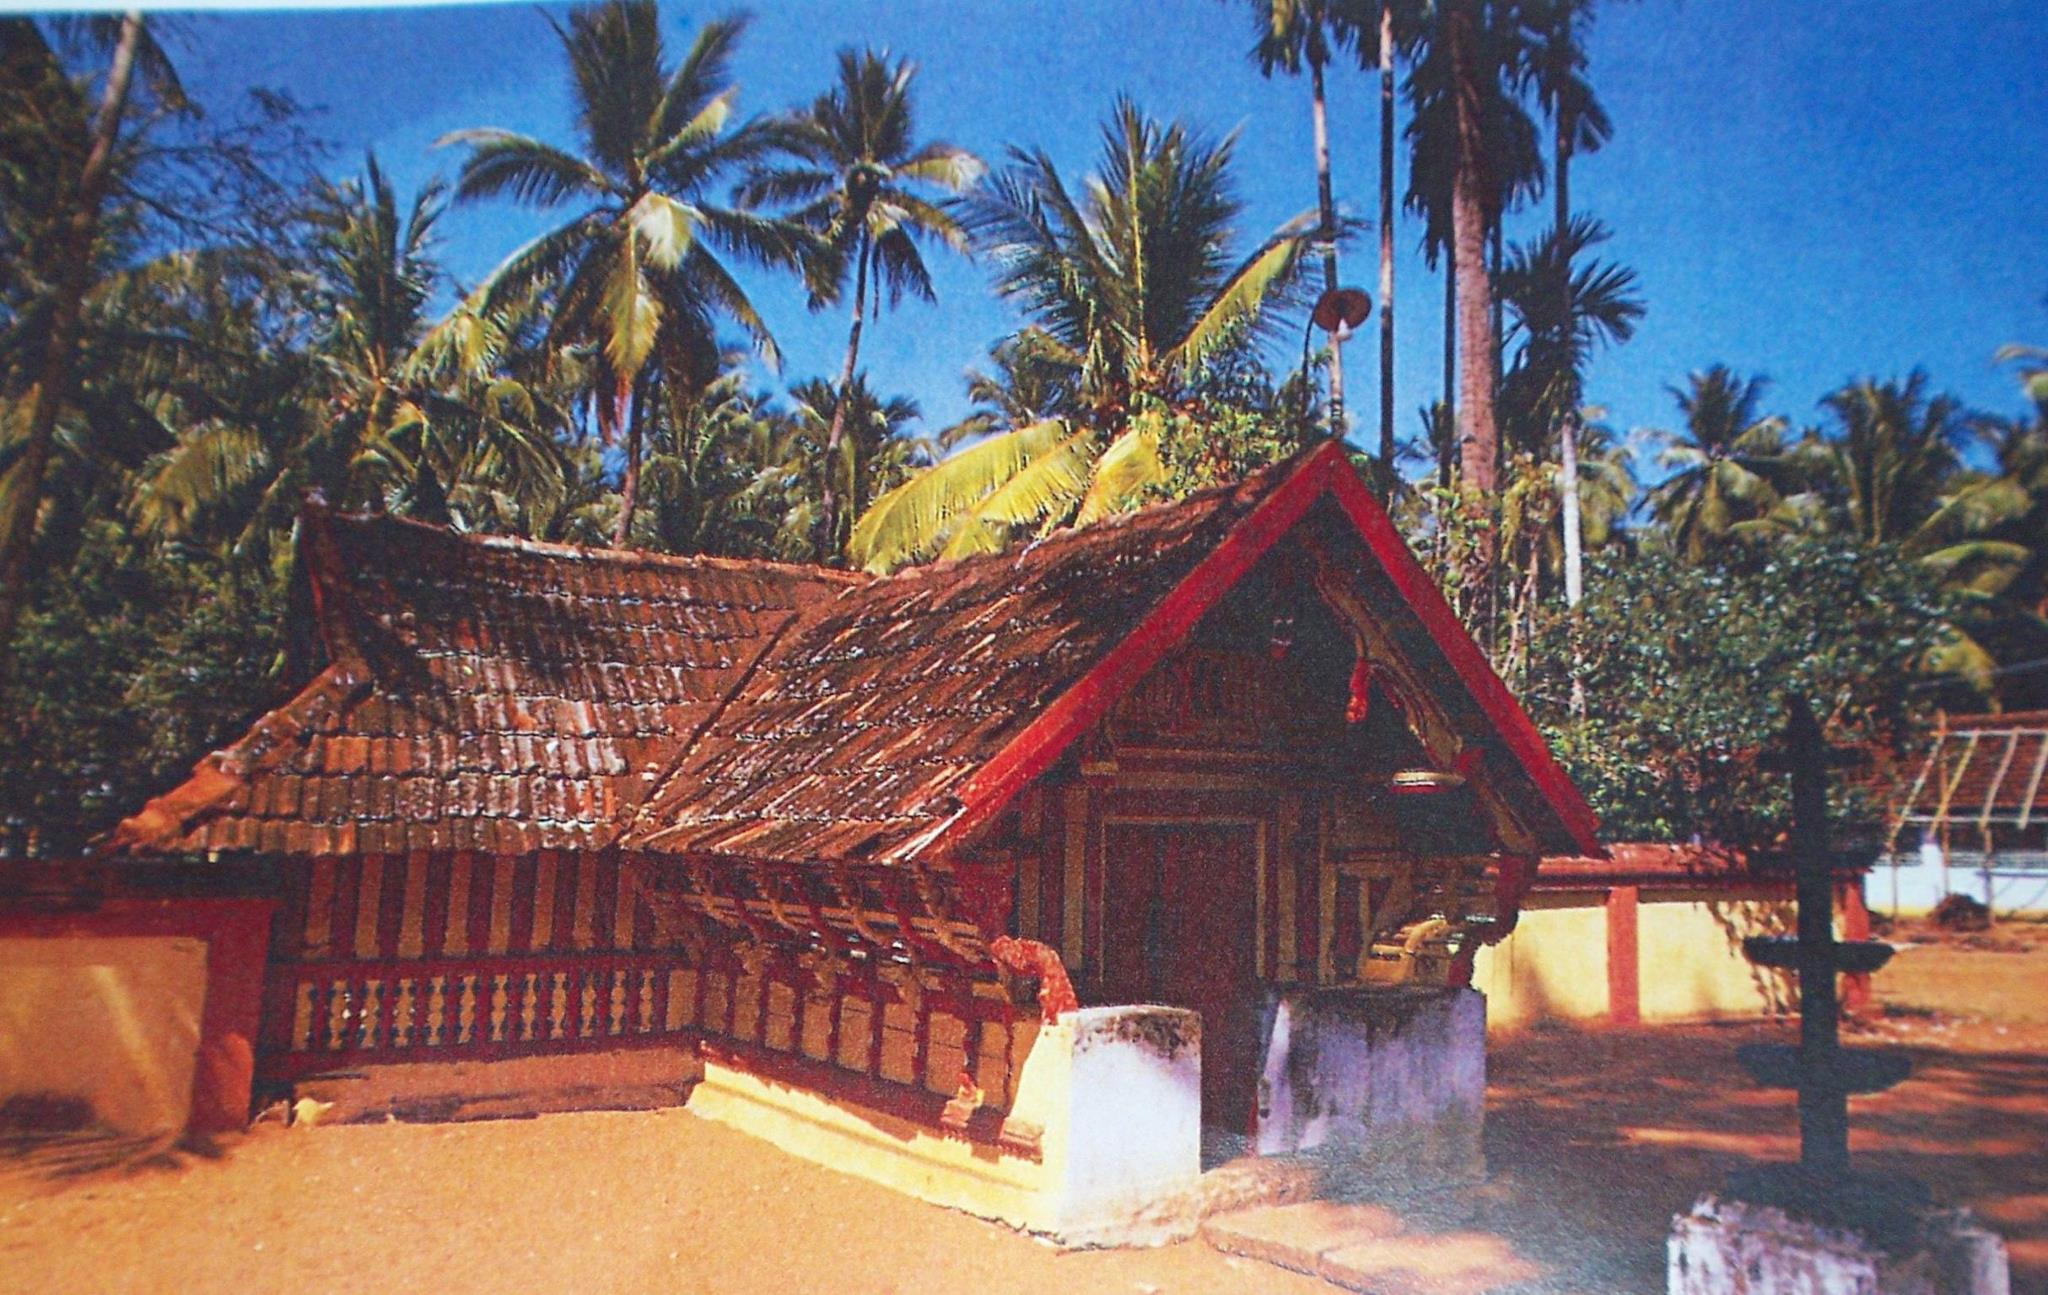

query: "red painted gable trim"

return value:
[915, 442, 1603, 864]
[1319, 463, 1604, 855]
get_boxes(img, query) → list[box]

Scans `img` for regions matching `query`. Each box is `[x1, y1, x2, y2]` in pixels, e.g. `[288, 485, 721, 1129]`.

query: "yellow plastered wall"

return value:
[0, 936, 209, 1134]
[1470, 900, 1610, 1029]
[1472, 889, 1796, 1030]
[1636, 892, 1795, 1021]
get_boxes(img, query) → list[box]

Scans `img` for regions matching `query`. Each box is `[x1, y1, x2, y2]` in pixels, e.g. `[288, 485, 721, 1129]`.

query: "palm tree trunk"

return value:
[610, 376, 641, 547]
[1452, 181, 1496, 497]
[1554, 114, 1571, 238]
[1560, 410, 1583, 607]
[1442, 253, 1456, 442]
[1554, 105, 1586, 714]
[1560, 408, 1587, 717]
[1377, 2, 1396, 471]
[1311, 56, 1346, 435]
[1448, 2, 1498, 501]
[819, 234, 870, 560]
[0, 12, 143, 687]
[1490, 215, 1506, 478]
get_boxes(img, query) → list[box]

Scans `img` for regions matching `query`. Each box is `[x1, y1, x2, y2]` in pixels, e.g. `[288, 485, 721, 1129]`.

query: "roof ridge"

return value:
[855, 441, 1324, 588]
[303, 443, 1326, 594]
[1940, 709, 2048, 728]
[101, 660, 375, 855]
[310, 505, 872, 583]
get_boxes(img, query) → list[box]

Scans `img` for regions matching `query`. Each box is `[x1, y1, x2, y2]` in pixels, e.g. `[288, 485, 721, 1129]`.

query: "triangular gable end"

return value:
[895, 439, 1604, 865]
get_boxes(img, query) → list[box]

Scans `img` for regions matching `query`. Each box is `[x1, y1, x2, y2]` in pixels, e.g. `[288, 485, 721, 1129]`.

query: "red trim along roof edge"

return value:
[902, 441, 1605, 863]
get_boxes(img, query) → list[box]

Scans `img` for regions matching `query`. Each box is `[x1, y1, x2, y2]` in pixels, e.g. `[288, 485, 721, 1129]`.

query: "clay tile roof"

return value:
[618, 457, 1281, 863]
[1894, 711, 2048, 832]
[106, 509, 855, 856]
[108, 442, 1601, 863]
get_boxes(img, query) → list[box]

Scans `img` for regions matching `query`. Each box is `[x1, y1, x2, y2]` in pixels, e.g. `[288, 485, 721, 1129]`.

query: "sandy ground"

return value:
[0, 920, 2042, 1295]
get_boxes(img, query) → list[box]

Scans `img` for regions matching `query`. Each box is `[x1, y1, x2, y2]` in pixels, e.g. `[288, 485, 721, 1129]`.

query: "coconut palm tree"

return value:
[132, 160, 565, 548]
[1762, 374, 2037, 689]
[788, 375, 927, 547]
[632, 366, 785, 557]
[1808, 373, 1969, 547]
[847, 100, 1316, 572]
[441, 2, 812, 545]
[941, 329, 1083, 449]
[1643, 366, 1794, 561]
[0, 12, 183, 680]
[1972, 354, 2048, 671]
[741, 48, 980, 556]
[1249, 0, 1356, 433]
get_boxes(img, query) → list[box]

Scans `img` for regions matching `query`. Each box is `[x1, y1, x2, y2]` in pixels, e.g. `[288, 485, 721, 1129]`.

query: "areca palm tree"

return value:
[1524, 0, 1613, 609]
[1340, 2, 1426, 469]
[1643, 365, 1794, 561]
[1402, 1, 1542, 507]
[1497, 215, 1640, 448]
[441, 2, 811, 545]
[1497, 214, 1641, 606]
[1528, 0, 1611, 241]
[1249, 0, 1356, 433]
[848, 100, 1317, 572]
[741, 48, 980, 555]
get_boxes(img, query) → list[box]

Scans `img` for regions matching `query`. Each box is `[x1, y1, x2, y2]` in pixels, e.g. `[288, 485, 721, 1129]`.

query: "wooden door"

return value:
[1100, 822, 1262, 1131]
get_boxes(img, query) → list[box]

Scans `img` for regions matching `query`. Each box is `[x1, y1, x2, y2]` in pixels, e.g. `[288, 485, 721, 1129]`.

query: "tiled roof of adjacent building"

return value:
[1892, 710, 2048, 833]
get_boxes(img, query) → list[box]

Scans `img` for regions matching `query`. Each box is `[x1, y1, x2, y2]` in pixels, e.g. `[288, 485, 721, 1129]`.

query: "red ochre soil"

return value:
[1, 920, 2043, 1295]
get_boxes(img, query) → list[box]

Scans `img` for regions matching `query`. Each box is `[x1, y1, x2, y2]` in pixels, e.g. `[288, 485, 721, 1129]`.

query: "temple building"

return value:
[96, 441, 1602, 1240]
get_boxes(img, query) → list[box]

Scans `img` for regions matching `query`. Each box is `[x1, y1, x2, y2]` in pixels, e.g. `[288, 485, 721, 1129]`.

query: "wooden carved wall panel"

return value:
[1107, 648, 1335, 755]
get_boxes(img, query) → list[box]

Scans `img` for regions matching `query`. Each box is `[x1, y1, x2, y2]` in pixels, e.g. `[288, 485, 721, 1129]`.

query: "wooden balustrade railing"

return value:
[259, 952, 684, 1083]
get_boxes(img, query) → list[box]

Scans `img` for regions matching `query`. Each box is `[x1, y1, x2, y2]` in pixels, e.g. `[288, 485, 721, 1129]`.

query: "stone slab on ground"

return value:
[1203, 1198, 1539, 1294]
[1203, 1201, 1405, 1271]
[1669, 1194, 2011, 1295]
[1319, 1230, 1543, 1295]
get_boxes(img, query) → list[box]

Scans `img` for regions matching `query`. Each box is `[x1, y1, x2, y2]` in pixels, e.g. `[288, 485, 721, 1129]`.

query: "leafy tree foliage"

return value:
[1520, 541, 1959, 845]
[1, 520, 286, 855]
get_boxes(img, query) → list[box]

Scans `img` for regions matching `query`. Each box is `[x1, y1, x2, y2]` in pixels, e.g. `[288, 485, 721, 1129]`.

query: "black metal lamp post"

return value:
[1732, 695, 1919, 1230]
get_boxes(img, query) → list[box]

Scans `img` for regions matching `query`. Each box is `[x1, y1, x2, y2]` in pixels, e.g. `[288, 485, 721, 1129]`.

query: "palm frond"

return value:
[626, 190, 700, 270]
[849, 419, 1074, 571]
[440, 129, 615, 206]
[1176, 215, 1314, 373]
[1073, 421, 1164, 526]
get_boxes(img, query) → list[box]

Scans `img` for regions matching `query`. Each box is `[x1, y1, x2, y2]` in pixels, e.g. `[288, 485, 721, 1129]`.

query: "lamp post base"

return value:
[1670, 1192, 2009, 1295]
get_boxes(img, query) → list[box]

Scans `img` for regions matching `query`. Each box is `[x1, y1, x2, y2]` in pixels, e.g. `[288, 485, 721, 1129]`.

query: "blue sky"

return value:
[159, 0, 2048, 469]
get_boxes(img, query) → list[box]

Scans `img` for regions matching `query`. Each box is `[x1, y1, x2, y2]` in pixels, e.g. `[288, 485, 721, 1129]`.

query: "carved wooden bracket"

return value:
[988, 935, 1080, 1023]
